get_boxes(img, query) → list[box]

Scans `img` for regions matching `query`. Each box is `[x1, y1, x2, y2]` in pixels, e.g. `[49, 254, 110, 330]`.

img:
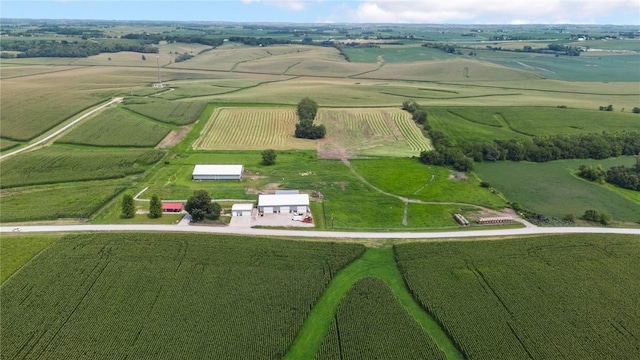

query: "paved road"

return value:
[0, 97, 123, 160]
[2, 224, 639, 240]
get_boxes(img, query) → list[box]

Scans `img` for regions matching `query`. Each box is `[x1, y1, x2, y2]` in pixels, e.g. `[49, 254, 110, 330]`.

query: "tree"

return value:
[121, 194, 136, 218]
[261, 149, 277, 165]
[297, 97, 318, 121]
[184, 190, 221, 222]
[141, 54, 146, 61]
[148, 194, 162, 218]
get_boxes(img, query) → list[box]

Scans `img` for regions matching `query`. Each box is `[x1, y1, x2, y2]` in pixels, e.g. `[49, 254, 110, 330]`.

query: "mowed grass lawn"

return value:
[474, 156, 640, 222]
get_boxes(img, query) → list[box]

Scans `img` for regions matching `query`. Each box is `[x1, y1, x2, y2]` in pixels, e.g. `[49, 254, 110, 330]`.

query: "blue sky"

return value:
[1, 1, 639, 24]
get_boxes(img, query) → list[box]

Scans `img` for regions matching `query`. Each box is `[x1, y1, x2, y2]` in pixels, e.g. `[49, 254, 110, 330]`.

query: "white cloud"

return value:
[348, 0, 640, 24]
[242, 0, 319, 12]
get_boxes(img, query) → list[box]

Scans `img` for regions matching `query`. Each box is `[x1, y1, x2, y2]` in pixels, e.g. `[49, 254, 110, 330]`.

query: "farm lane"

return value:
[0, 97, 123, 160]
[3, 224, 639, 239]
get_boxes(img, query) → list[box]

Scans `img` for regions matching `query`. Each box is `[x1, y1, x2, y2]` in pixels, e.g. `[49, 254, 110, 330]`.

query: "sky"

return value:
[1, 0, 639, 25]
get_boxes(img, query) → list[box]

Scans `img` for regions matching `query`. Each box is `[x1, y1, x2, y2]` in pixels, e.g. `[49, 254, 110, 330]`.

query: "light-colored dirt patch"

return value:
[157, 126, 190, 148]
[448, 172, 468, 181]
[245, 183, 282, 195]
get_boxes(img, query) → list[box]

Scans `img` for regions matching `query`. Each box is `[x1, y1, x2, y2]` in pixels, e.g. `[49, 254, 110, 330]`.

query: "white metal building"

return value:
[192, 165, 243, 180]
[258, 194, 310, 214]
[231, 203, 254, 216]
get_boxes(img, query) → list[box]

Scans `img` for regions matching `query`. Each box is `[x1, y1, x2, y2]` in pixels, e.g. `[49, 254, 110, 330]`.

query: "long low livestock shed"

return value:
[192, 164, 243, 180]
[258, 194, 310, 214]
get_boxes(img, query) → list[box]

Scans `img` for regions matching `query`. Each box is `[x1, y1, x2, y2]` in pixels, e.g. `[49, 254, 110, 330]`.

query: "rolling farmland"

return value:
[193, 107, 317, 150]
[124, 99, 208, 125]
[395, 234, 640, 359]
[0, 146, 164, 188]
[0, 233, 365, 360]
[57, 107, 170, 147]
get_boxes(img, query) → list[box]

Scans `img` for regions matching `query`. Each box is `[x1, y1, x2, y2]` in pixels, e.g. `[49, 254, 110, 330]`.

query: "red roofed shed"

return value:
[162, 203, 183, 213]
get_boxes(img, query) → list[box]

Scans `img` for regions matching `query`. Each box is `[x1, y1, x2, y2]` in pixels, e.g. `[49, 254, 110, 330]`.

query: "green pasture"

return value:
[480, 51, 640, 82]
[0, 234, 61, 284]
[395, 234, 640, 359]
[0, 181, 126, 223]
[0, 146, 164, 188]
[0, 233, 364, 360]
[57, 107, 171, 147]
[342, 44, 455, 63]
[474, 156, 640, 223]
[427, 106, 640, 143]
[350, 158, 507, 209]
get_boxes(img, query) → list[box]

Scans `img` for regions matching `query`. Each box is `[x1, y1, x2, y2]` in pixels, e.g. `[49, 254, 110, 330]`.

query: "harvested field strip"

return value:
[192, 107, 317, 150]
[1, 234, 365, 360]
[285, 247, 462, 360]
[393, 112, 432, 151]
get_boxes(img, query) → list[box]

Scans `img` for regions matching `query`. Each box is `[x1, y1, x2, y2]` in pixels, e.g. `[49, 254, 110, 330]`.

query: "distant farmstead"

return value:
[258, 193, 309, 214]
[192, 165, 244, 181]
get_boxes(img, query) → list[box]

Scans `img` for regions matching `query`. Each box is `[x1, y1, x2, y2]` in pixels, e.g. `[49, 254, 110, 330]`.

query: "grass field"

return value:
[474, 156, 640, 223]
[0, 233, 364, 360]
[427, 106, 640, 143]
[395, 234, 640, 359]
[351, 158, 507, 208]
[0, 139, 21, 151]
[0, 234, 61, 284]
[0, 146, 164, 188]
[0, 181, 126, 222]
[316, 108, 432, 158]
[57, 107, 171, 147]
[342, 44, 455, 63]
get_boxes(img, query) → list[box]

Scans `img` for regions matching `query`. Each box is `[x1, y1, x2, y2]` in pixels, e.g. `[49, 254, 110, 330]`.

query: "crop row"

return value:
[394, 234, 640, 359]
[0, 181, 126, 222]
[1, 234, 365, 360]
[0, 146, 164, 188]
[193, 108, 316, 150]
[57, 107, 170, 147]
[392, 112, 432, 151]
[124, 100, 207, 125]
[317, 277, 446, 360]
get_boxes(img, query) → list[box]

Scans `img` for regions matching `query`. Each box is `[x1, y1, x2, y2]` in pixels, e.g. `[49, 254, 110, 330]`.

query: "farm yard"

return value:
[1, 20, 640, 360]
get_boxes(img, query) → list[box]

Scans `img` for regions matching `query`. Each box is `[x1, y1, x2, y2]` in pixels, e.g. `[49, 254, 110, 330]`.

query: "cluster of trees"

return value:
[1, 39, 158, 58]
[402, 101, 474, 172]
[261, 149, 277, 165]
[580, 157, 640, 191]
[581, 209, 612, 225]
[174, 53, 194, 62]
[462, 131, 640, 163]
[185, 190, 221, 222]
[295, 98, 326, 139]
[121, 193, 163, 219]
[122, 32, 224, 47]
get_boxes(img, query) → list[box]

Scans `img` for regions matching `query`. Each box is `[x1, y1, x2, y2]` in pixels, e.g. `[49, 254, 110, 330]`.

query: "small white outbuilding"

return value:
[231, 203, 254, 217]
[192, 165, 243, 181]
[258, 194, 309, 214]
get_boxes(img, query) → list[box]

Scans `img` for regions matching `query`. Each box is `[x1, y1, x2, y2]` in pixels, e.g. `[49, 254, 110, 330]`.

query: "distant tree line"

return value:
[580, 158, 640, 191]
[122, 33, 224, 47]
[424, 42, 581, 57]
[0, 39, 158, 58]
[403, 100, 640, 172]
